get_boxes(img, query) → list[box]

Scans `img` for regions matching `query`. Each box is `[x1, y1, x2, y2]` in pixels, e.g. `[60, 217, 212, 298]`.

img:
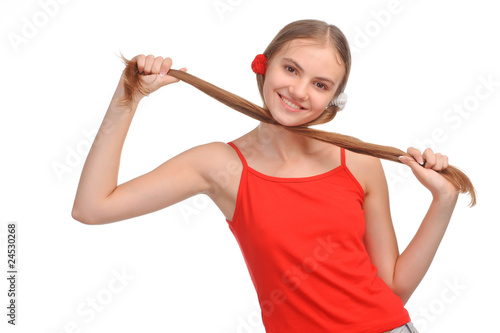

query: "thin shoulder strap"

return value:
[341, 147, 346, 166]
[227, 142, 249, 168]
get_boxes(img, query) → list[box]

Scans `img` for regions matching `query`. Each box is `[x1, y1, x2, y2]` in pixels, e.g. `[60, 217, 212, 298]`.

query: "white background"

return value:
[1, 0, 499, 332]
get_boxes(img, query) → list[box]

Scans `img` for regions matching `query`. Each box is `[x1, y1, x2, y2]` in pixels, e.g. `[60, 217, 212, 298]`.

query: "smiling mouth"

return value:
[278, 93, 305, 110]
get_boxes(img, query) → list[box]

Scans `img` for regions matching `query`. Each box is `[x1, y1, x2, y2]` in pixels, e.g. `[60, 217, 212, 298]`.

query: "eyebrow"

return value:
[283, 57, 336, 86]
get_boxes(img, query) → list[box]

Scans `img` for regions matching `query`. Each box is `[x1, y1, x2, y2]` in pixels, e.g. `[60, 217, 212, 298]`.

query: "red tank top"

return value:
[225, 142, 411, 333]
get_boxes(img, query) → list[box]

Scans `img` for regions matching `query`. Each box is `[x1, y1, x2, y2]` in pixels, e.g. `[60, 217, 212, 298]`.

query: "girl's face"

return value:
[263, 38, 345, 126]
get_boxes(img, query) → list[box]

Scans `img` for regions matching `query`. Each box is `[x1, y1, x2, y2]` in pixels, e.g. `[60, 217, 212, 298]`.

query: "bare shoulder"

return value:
[344, 149, 386, 196]
[191, 141, 236, 160]
[197, 141, 241, 166]
[191, 141, 243, 192]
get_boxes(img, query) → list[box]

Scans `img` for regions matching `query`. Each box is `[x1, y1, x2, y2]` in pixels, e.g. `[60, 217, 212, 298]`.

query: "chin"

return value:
[270, 113, 311, 127]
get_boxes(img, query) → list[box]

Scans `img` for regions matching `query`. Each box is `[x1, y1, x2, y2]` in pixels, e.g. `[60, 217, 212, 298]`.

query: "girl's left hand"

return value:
[398, 147, 460, 199]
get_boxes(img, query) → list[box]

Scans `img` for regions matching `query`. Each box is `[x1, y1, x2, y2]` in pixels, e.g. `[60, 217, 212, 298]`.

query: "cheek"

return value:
[311, 92, 331, 110]
[262, 77, 279, 103]
[264, 66, 286, 89]
[262, 81, 271, 105]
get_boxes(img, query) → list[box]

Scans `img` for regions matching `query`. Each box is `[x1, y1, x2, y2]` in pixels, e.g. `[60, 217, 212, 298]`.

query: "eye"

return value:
[284, 65, 296, 74]
[315, 82, 328, 90]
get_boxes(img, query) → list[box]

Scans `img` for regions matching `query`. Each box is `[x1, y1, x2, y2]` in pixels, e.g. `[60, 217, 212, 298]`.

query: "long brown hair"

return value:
[118, 19, 476, 207]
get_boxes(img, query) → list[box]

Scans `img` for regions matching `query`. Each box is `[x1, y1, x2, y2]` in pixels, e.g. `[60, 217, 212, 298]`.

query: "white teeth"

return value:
[281, 95, 301, 109]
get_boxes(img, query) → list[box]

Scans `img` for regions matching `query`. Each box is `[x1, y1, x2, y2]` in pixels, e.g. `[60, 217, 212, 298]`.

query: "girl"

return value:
[72, 19, 475, 333]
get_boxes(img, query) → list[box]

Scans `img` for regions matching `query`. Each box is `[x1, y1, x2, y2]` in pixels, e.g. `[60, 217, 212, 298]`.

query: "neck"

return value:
[252, 122, 320, 161]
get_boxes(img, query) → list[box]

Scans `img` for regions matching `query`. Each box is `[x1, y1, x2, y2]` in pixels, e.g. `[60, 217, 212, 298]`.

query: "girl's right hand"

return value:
[118, 54, 187, 103]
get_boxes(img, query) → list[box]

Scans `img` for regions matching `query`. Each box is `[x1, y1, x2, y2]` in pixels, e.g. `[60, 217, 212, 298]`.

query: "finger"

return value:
[443, 155, 449, 169]
[143, 54, 156, 74]
[433, 153, 444, 170]
[422, 148, 436, 169]
[159, 57, 173, 77]
[399, 155, 422, 170]
[151, 56, 164, 75]
[135, 54, 146, 74]
[407, 147, 424, 164]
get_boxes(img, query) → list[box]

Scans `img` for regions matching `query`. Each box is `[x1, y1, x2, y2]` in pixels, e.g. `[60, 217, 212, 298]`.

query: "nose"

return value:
[289, 79, 309, 102]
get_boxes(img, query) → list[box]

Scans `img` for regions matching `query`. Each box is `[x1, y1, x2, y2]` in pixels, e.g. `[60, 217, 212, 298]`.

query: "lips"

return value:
[278, 93, 306, 110]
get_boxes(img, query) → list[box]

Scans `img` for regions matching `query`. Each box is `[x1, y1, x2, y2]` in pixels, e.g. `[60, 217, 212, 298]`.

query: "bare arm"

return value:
[71, 55, 211, 225]
[391, 193, 458, 304]
[363, 148, 459, 304]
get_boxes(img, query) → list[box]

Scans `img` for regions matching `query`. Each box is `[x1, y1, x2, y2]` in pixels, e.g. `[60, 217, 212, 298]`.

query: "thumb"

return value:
[161, 67, 187, 83]
[399, 155, 425, 173]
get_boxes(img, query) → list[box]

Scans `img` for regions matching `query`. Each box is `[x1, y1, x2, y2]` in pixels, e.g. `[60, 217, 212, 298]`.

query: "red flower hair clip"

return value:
[251, 54, 267, 75]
